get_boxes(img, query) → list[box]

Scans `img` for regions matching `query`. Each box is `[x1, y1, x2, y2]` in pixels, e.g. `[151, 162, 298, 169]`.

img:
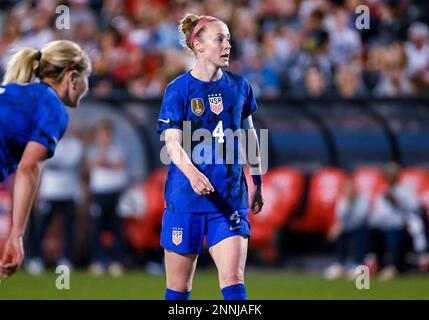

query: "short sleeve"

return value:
[241, 80, 258, 120]
[30, 95, 68, 159]
[156, 83, 185, 134]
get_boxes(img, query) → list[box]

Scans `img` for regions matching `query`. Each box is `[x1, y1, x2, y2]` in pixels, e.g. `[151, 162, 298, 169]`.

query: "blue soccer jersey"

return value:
[0, 82, 69, 181]
[156, 70, 258, 213]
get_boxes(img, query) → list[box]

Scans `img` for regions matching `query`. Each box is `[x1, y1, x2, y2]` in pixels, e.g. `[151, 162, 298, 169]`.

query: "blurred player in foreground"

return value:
[0, 40, 91, 278]
[157, 13, 264, 300]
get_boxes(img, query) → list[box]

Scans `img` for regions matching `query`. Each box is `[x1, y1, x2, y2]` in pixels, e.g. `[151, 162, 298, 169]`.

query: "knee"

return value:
[219, 271, 244, 288]
[167, 278, 193, 292]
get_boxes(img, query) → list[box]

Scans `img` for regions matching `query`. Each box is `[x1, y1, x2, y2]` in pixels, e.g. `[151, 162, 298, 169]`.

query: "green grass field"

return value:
[1, 269, 428, 300]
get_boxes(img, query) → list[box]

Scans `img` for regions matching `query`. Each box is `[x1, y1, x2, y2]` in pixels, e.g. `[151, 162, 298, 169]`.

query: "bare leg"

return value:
[209, 235, 248, 289]
[164, 249, 198, 292]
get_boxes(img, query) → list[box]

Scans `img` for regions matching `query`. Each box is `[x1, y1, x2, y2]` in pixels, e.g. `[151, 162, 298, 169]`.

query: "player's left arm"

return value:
[243, 115, 264, 214]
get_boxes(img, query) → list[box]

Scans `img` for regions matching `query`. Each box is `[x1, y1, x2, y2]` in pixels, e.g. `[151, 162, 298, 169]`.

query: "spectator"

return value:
[326, 8, 362, 65]
[405, 22, 429, 93]
[368, 163, 428, 279]
[374, 43, 414, 96]
[0, 0, 428, 98]
[0, 15, 21, 72]
[287, 28, 333, 94]
[100, 0, 125, 29]
[363, 45, 385, 93]
[26, 131, 84, 275]
[242, 48, 280, 98]
[231, 8, 259, 66]
[259, 0, 300, 32]
[12, 4, 56, 50]
[299, 0, 329, 24]
[405, 22, 429, 77]
[303, 64, 327, 97]
[87, 120, 128, 277]
[334, 64, 368, 98]
[69, 0, 96, 29]
[325, 178, 371, 279]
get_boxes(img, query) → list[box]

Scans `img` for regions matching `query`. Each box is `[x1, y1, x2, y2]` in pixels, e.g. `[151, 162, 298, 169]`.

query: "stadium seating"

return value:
[289, 167, 347, 233]
[249, 167, 305, 227]
[399, 167, 429, 199]
[247, 167, 305, 262]
[351, 166, 387, 201]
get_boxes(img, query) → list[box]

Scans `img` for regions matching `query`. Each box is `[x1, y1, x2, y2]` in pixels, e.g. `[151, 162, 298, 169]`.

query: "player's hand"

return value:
[0, 232, 24, 278]
[189, 170, 215, 196]
[250, 185, 264, 214]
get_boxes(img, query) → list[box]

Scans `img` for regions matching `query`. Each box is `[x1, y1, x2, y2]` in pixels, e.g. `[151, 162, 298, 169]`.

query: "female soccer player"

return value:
[0, 40, 91, 278]
[157, 14, 264, 300]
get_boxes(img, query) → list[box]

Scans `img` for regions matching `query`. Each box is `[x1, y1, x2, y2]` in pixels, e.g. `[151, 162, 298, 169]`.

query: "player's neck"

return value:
[42, 79, 66, 100]
[191, 63, 222, 82]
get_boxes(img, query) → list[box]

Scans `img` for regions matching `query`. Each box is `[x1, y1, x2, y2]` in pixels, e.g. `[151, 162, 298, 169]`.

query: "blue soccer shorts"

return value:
[160, 209, 251, 254]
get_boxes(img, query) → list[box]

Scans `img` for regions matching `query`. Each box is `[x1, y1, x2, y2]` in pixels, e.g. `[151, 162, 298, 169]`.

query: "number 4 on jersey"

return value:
[213, 121, 224, 143]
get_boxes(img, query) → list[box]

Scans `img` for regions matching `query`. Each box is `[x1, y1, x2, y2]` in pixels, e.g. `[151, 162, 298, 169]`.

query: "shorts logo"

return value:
[191, 98, 205, 116]
[208, 94, 223, 115]
[229, 211, 242, 231]
[172, 227, 183, 245]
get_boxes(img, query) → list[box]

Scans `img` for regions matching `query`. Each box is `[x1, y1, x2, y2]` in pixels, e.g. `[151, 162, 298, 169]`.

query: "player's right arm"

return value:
[164, 128, 214, 196]
[0, 142, 47, 277]
[158, 82, 214, 196]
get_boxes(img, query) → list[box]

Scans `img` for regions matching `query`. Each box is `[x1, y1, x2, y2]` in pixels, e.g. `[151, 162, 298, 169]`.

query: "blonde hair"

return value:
[179, 13, 217, 50]
[2, 40, 91, 85]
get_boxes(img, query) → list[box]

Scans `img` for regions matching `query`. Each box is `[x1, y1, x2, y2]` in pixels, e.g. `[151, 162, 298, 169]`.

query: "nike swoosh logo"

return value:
[229, 226, 242, 231]
[158, 118, 170, 123]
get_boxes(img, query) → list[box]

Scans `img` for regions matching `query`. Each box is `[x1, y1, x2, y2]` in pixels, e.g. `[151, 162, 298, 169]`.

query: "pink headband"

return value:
[69, 59, 81, 70]
[189, 16, 218, 48]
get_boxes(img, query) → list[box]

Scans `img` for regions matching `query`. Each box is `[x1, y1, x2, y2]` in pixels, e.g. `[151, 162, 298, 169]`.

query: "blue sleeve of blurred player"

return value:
[30, 94, 68, 159]
[156, 83, 185, 134]
[241, 80, 258, 120]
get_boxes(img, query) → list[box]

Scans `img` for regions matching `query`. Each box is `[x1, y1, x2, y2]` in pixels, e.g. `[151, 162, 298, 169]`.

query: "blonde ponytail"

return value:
[2, 40, 91, 85]
[2, 48, 40, 85]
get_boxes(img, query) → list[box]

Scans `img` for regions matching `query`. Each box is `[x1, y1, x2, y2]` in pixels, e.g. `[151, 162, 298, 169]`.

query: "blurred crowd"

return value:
[0, 0, 429, 99]
[24, 120, 130, 276]
[325, 163, 429, 280]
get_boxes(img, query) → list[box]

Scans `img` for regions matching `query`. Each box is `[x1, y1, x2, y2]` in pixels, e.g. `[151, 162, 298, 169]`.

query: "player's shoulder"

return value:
[2, 82, 33, 94]
[1, 82, 48, 104]
[165, 71, 191, 91]
[223, 70, 252, 94]
[3, 82, 55, 98]
[223, 70, 249, 86]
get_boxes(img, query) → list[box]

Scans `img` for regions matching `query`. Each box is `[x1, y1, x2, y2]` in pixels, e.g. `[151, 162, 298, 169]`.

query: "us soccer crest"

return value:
[191, 98, 205, 116]
[208, 93, 224, 115]
[172, 227, 183, 245]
